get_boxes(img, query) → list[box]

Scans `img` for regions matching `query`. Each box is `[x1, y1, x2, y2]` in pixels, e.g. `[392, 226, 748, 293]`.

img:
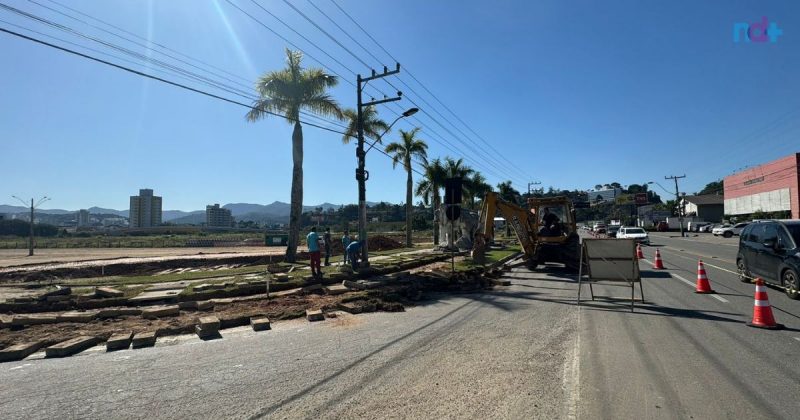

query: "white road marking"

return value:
[794, 337, 800, 343]
[8, 363, 31, 371]
[671, 273, 729, 303]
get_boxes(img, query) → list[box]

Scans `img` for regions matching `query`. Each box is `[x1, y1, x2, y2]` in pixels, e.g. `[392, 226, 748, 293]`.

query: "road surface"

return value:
[1, 233, 799, 419]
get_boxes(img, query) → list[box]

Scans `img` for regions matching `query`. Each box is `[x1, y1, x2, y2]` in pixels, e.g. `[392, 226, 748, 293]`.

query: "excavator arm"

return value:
[476, 192, 539, 262]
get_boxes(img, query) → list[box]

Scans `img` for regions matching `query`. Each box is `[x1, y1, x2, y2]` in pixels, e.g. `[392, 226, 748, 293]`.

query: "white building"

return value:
[129, 189, 162, 228]
[77, 209, 90, 227]
[206, 204, 234, 227]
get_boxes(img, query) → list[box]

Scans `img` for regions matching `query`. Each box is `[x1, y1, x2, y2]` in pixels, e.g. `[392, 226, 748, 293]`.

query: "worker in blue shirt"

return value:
[306, 227, 321, 277]
[346, 239, 362, 270]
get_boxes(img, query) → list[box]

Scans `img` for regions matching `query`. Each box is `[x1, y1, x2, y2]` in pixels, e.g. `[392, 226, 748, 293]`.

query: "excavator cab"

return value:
[528, 197, 577, 242]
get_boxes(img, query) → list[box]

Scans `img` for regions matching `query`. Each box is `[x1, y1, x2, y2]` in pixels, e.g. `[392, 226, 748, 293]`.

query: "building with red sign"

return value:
[723, 153, 800, 219]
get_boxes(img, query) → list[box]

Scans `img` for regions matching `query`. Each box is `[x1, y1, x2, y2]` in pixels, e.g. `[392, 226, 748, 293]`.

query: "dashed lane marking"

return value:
[795, 337, 800, 343]
[654, 248, 740, 276]
[671, 273, 729, 303]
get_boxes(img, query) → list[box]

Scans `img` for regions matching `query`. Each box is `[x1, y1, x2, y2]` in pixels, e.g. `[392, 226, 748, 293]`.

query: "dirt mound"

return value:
[327, 235, 403, 254]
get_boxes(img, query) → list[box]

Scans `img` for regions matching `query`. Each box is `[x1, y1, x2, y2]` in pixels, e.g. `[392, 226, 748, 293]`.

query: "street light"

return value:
[364, 107, 418, 155]
[11, 195, 50, 256]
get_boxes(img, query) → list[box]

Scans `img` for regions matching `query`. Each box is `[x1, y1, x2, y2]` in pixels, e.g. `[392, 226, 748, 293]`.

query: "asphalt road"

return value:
[0, 268, 579, 419]
[577, 232, 800, 419]
[2, 233, 800, 419]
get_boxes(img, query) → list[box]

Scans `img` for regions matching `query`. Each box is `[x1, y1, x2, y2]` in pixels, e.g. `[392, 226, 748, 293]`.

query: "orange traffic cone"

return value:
[636, 244, 644, 259]
[747, 278, 784, 330]
[695, 260, 715, 294]
[652, 249, 665, 269]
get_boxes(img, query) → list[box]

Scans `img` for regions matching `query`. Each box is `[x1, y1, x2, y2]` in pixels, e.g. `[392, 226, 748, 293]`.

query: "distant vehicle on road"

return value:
[593, 223, 607, 234]
[656, 221, 669, 232]
[713, 222, 749, 238]
[699, 224, 715, 232]
[737, 220, 800, 299]
[617, 227, 650, 244]
[689, 222, 711, 232]
[607, 225, 621, 238]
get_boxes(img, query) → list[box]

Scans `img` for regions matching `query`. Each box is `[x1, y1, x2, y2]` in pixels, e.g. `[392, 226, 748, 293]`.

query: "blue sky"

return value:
[1, 0, 798, 211]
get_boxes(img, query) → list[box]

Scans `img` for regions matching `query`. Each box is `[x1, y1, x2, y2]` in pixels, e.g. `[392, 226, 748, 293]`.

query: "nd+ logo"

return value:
[733, 16, 783, 43]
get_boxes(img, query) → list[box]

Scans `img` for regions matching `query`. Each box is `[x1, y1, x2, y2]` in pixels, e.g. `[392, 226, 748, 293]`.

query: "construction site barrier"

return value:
[577, 238, 644, 312]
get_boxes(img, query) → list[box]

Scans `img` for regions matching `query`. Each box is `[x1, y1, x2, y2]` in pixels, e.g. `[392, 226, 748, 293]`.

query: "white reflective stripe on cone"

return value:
[755, 286, 767, 292]
[754, 300, 770, 307]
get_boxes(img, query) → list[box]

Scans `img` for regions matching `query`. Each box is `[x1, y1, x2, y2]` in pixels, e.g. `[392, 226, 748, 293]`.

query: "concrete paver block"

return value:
[274, 273, 290, 282]
[324, 284, 348, 295]
[45, 336, 97, 358]
[56, 311, 99, 323]
[129, 290, 180, 304]
[142, 305, 180, 319]
[302, 283, 323, 293]
[11, 314, 58, 327]
[198, 316, 220, 331]
[38, 286, 71, 301]
[306, 309, 324, 322]
[131, 331, 157, 348]
[97, 308, 142, 318]
[196, 300, 214, 311]
[95, 287, 124, 298]
[250, 317, 271, 331]
[193, 284, 212, 292]
[106, 332, 133, 351]
[0, 341, 45, 362]
[178, 301, 198, 310]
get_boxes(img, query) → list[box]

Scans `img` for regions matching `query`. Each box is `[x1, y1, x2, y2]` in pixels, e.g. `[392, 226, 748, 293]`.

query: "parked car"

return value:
[713, 222, 749, 238]
[656, 221, 668, 232]
[699, 224, 715, 232]
[617, 227, 650, 244]
[689, 222, 711, 232]
[593, 223, 607, 234]
[607, 225, 621, 238]
[737, 220, 800, 299]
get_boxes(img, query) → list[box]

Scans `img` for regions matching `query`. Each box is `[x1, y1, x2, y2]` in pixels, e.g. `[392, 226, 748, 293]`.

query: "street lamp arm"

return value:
[364, 108, 418, 155]
[11, 195, 28, 206]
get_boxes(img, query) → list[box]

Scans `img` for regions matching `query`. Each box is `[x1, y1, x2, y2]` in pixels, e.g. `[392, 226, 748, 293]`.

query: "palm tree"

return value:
[341, 105, 390, 144]
[465, 171, 492, 209]
[497, 180, 522, 206]
[385, 128, 428, 247]
[415, 158, 447, 244]
[247, 49, 343, 262]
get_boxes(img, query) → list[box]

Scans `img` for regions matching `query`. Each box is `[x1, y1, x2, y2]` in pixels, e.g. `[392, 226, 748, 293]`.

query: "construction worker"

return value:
[346, 239, 362, 270]
[323, 227, 332, 266]
[341, 230, 351, 264]
[306, 227, 321, 277]
[540, 207, 561, 236]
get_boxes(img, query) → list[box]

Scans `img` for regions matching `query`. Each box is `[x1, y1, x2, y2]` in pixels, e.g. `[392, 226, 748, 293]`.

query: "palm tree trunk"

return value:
[286, 121, 303, 262]
[405, 167, 412, 248]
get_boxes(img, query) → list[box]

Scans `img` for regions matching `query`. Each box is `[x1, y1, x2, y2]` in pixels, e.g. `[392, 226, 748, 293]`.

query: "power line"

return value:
[0, 25, 426, 178]
[281, 1, 526, 184]
[327, 0, 532, 181]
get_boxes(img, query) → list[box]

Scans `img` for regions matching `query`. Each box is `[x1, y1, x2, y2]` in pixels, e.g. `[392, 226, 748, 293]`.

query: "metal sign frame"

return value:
[577, 238, 644, 311]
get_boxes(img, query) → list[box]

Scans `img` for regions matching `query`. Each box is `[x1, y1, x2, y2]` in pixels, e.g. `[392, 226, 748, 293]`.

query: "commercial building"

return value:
[590, 187, 623, 204]
[724, 153, 800, 219]
[129, 189, 163, 228]
[206, 204, 234, 227]
[681, 194, 724, 222]
[77, 209, 90, 227]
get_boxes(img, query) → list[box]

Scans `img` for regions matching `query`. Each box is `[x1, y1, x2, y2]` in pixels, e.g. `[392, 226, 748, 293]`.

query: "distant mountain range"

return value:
[0, 201, 378, 224]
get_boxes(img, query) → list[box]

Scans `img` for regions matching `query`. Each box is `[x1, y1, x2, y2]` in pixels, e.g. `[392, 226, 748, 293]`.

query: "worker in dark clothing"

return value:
[346, 240, 362, 270]
[323, 227, 332, 266]
[540, 207, 561, 236]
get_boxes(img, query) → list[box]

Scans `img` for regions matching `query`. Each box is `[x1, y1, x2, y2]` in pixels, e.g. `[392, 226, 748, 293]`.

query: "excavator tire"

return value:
[560, 234, 582, 272]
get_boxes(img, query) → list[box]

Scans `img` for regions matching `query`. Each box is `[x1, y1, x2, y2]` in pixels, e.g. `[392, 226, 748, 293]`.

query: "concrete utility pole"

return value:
[528, 181, 541, 196]
[665, 175, 686, 237]
[12, 195, 50, 256]
[356, 64, 402, 266]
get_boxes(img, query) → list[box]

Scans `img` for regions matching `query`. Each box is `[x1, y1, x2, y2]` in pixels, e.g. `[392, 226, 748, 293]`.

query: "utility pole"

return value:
[665, 175, 686, 237]
[528, 181, 541, 196]
[12, 195, 50, 256]
[356, 64, 402, 266]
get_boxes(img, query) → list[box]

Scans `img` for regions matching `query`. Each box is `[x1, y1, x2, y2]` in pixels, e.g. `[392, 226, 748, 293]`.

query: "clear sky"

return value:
[1, 0, 798, 211]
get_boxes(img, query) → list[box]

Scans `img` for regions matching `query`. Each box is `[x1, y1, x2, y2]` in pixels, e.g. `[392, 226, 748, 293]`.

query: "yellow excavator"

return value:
[474, 191, 581, 270]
